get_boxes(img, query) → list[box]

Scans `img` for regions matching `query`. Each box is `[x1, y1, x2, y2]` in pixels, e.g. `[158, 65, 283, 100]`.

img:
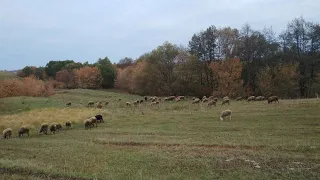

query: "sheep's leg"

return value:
[229, 115, 232, 120]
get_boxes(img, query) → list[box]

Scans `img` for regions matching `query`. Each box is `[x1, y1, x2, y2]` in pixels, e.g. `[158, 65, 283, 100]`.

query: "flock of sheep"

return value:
[3, 94, 279, 139]
[2, 115, 104, 139]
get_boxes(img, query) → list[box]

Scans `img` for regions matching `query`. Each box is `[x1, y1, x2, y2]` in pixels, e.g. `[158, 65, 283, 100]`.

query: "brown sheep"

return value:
[66, 102, 71, 106]
[87, 101, 95, 107]
[3, 128, 12, 139]
[38, 123, 49, 135]
[220, 109, 232, 121]
[18, 126, 29, 138]
[192, 98, 201, 104]
[221, 99, 230, 105]
[50, 124, 57, 134]
[207, 100, 217, 107]
[97, 103, 103, 109]
[268, 96, 279, 104]
[84, 119, 92, 130]
[247, 96, 256, 102]
[54, 123, 62, 132]
[65, 121, 72, 129]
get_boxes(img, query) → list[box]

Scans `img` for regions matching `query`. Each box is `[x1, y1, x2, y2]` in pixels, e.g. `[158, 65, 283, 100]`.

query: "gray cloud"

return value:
[0, 0, 319, 70]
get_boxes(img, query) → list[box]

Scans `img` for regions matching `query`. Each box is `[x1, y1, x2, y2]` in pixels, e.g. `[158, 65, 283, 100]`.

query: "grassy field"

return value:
[0, 89, 319, 180]
[0, 71, 19, 80]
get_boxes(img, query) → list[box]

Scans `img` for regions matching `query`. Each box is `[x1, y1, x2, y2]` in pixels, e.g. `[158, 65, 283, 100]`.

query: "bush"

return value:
[0, 76, 54, 98]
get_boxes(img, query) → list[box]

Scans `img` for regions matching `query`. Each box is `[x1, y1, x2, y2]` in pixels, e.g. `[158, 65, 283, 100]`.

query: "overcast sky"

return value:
[0, 0, 319, 70]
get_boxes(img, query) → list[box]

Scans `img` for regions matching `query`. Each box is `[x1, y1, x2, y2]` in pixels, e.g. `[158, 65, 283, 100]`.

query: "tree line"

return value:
[17, 17, 320, 98]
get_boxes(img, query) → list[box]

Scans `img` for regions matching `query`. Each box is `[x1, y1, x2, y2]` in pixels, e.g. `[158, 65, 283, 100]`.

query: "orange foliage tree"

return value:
[210, 58, 244, 98]
[0, 76, 54, 98]
[75, 66, 102, 89]
[56, 69, 76, 88]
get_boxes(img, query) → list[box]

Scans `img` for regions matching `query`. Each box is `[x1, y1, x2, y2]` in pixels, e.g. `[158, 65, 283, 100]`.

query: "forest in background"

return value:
[2, 17, 320, 98]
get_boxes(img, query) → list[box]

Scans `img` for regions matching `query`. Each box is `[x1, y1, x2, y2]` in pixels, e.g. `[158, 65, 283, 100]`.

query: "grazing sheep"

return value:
[139, 100, 144, 104]
[89, 117, 97, 128]
[207, 100, 217, 107]
[268, 96, 279, 104]
[65, 121, 72, 128]
[97, 103, 102, 109]
[223, 96, 229, 100]
[3, 128, 12, 139]
[202, 98, 209, 102]
[133, 101, 139, 106]
[208, 96, 214, 100]
[165, 96, 175, 101]
[192, 97, 196, 101]
[87, 101, 95, 107]
[177, 96, 185, 100]
[175, 97, 181, 102]
[192, 98, 201, 104]
[38, 123, 49, 135]
[18, 126, 29, 138]
[144, 96, 148, 101]
[220, 109, 232, 121]
[50, 124, 57, 134]
[236, 97, 243, 101]
[150, 101, 160, 106]
[247, 96, 256, 102]
[221, 98, 230, 105]
[84, 119, 92, 130]
[105, 101, 109, 105]
[126, 101, 131, 106]
[213, 98, 218, 102]
[54, 123, 62, 132]
[255, 96, 265, 101]
[151, 97, 157, 102]
[66, 102, 71, 106]
[95, 115, 104, 123]
[118, 98, 122, 101]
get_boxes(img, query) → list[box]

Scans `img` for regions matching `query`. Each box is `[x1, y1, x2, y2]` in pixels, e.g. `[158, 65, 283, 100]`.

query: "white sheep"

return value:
[220, 109, 232, 121]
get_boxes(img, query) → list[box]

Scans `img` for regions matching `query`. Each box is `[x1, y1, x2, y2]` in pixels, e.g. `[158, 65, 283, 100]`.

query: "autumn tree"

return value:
[210, 58, 244, 98]
[75, 66, 102, 89]
[56, 69, 76, 88]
